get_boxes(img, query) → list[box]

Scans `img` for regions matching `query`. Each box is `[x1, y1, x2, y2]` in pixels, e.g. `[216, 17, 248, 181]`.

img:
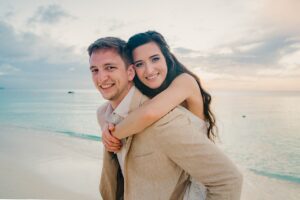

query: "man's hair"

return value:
[87, 37, 130, 66]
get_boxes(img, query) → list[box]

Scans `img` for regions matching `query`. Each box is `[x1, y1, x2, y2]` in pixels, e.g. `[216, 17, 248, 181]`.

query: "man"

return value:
[88, 37, 243, 200]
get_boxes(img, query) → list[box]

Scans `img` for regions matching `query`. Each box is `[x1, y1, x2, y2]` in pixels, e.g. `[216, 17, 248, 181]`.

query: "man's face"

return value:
[89, 49, 135, 108]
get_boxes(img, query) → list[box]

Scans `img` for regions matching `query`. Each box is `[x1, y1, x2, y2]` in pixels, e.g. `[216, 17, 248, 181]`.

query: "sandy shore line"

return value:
[0, 125, 102, 200]
[0, 125, 299, 199]
[241, 167, 300, 200]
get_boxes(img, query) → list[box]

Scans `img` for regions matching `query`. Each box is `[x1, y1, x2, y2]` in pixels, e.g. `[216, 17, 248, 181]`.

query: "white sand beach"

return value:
[0, 125, 299, 200]
[0, 125, 102, 200]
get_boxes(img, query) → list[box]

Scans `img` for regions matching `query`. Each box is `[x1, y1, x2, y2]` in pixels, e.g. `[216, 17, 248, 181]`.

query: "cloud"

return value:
[169, 0, 300, 81]
[0, 21, 91, 89]
[174, 34, 300, 78]
[28, 4, 71, 24]
[107, 19, 126, 32]
[0, 64, 19, 76]
[262, 0, 300, 34]
[173, 47, 198, 55]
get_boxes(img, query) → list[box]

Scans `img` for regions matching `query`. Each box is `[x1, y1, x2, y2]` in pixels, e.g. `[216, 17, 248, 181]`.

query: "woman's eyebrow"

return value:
[133, 60, 143, 64]
[150, 54, 159, 58]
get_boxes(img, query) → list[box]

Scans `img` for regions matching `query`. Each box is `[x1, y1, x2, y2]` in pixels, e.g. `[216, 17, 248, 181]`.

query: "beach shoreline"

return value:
[0, 125, 102, 200]
[0, 125, 299, 200]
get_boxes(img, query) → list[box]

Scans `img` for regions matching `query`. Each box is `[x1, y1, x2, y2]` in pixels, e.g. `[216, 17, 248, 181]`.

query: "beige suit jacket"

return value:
[98, 89, 243, 200]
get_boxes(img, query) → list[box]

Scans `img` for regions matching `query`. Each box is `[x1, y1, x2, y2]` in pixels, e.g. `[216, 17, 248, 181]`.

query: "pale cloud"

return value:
[27, 4, 71, 25]
[279, 50, 300, 72]
[173, 47, 198, 55]
[236, 42, 264, 52]
[107, 19, 127, 32]
[0, 21, 90, 89]
[0, 0, 299, 90]
[262, 0, 300, 34]
[0, 64, 20, 76]
[174, 33, 300, 79]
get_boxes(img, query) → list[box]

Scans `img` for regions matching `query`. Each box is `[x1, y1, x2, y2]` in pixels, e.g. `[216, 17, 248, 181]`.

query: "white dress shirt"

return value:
[104, 86, 136, 174]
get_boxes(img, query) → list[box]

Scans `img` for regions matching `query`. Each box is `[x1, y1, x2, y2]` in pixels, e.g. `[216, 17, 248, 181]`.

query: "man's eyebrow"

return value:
[104, 63, 116, 66]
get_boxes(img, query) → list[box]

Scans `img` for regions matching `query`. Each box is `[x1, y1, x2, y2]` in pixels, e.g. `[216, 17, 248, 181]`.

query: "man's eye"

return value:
[91, 69, 98, 73]
[106, 66, 116, 71]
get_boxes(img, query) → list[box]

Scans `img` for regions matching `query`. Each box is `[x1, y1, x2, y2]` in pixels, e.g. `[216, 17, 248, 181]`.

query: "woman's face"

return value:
[132, 42, 168, 89]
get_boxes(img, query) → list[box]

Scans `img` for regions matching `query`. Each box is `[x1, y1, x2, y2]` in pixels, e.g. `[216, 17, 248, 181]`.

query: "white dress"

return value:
[183, 178, 207, 200]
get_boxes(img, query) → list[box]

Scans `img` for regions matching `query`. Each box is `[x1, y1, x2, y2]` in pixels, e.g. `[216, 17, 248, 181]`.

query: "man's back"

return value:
[124, 106, 206, 199]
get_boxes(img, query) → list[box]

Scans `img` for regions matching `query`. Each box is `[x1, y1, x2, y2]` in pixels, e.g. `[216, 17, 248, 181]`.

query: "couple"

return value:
[88, 31, 243, 200]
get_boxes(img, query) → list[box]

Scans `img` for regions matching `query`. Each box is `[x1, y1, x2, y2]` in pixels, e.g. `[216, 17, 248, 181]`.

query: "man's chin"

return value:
[99, 92, 113, 101]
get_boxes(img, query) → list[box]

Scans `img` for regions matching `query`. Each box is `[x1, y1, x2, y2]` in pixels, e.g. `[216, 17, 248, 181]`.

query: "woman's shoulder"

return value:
[173, 73, 199, 90]
[175, 73, 197, 82]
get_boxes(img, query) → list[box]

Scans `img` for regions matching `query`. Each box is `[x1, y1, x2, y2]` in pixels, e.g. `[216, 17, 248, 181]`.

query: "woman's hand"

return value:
[102, 123, 122, 153]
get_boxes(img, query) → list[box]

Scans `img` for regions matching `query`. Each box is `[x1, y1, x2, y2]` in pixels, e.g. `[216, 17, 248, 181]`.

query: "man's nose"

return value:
[97, 70, 108, 82]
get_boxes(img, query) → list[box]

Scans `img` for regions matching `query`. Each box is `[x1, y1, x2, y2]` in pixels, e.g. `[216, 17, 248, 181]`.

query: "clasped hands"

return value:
[102, 123, 122, 153]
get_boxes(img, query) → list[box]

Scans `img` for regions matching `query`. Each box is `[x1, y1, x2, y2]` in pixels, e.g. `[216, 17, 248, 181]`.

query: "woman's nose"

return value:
[145, 63, 154, 74]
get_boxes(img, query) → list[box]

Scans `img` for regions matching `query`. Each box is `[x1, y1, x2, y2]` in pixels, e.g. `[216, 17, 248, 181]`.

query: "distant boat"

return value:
[68, 91, 75, 94]
[242, 115, 246, 118]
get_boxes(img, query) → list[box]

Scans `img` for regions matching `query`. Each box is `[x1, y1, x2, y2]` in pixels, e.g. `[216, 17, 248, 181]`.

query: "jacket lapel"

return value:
[122, 89, 148, 178]
[124, 89, 148, 154]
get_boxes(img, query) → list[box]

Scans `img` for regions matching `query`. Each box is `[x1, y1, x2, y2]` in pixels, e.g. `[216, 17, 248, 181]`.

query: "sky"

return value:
[0, 0, 299, 91]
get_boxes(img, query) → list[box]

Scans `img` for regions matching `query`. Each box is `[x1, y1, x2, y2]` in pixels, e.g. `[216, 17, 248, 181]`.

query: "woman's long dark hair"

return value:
[126, 31, 217, 141]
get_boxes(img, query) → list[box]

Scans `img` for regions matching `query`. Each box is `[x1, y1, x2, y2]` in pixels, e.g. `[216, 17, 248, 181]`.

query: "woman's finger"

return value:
[103, 141, 121, 152]
[108, 123, 115, 131]
[103, 128, 121, 144]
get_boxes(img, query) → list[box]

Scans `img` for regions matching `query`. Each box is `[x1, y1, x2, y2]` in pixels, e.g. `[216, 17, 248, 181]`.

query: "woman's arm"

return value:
[111, 73, 200, 139]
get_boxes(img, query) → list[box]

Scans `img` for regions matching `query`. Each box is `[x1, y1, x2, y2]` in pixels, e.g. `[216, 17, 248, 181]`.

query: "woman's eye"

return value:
[152, 57, 160, 62]
[135, 62, 144, 68]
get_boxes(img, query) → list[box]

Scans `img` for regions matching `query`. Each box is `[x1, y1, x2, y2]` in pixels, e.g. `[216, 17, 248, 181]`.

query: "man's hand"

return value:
[102, 123, 122, 152]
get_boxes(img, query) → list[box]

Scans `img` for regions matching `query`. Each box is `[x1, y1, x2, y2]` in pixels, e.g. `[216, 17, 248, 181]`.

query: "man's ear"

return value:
[127, 64, 135, 81]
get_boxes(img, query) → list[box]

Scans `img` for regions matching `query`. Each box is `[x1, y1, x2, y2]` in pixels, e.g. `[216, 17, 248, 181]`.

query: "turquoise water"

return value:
[0, 89, 299, 184]
[0, 89, 103, 141]
[213, 90, 300, 184]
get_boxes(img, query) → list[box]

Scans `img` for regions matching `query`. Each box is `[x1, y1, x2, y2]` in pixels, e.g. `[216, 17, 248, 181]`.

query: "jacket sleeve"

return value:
[153, 107, 243, 200]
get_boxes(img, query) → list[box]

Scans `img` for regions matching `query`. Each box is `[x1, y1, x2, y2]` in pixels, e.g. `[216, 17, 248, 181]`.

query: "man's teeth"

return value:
[101, 84, 114, 89]
[146, 74, 158, 80]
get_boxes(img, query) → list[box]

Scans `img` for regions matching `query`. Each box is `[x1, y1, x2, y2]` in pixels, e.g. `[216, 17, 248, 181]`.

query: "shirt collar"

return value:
[105, 86, 136, 120]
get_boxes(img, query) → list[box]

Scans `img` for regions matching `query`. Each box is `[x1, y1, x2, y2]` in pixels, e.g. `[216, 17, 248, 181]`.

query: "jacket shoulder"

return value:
[97, 102, 109, 130]
[153, 106, 194, 127]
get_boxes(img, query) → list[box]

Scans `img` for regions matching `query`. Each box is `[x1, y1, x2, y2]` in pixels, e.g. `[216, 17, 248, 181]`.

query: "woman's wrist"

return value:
[111, 127, 122, 139]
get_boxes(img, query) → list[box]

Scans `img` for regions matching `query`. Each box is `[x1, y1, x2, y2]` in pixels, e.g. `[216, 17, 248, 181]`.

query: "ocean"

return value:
[0, 88, 299, 185]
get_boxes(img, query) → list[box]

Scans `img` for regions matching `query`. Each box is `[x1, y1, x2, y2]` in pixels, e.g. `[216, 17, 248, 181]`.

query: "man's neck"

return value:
[110, 83, 133, 110]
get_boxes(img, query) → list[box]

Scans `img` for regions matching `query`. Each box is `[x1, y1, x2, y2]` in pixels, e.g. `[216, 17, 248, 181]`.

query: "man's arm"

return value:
[153, 108, 243, 200]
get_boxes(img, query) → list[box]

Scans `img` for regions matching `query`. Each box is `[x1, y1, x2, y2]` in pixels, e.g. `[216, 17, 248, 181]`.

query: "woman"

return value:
[102, 31, 217, 199]
[103, 31, 216, 151]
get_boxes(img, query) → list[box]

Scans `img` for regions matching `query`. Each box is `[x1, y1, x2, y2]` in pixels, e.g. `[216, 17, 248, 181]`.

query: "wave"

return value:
[4, 124, 102, 142]
[55, 130, 101, 141]
[249, 168, 300, 184]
